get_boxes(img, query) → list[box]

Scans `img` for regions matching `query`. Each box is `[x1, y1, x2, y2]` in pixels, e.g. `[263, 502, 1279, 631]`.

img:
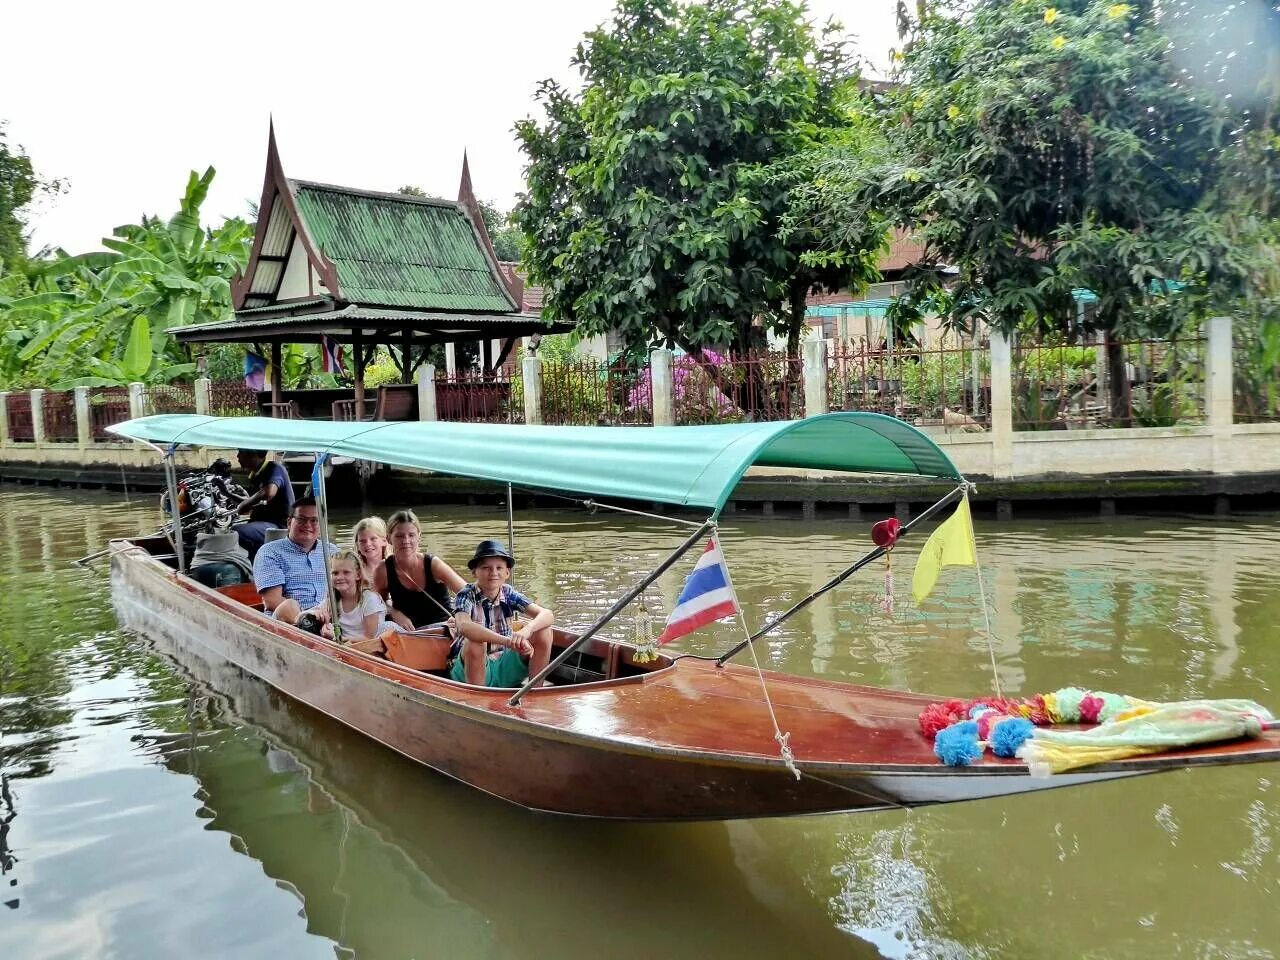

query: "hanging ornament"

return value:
[871, 518, 901, 617]
[632, 599, 659, 663]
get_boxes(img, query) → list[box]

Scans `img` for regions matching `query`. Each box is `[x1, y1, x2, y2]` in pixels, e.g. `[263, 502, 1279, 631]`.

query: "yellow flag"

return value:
[912, 498, 976, 604]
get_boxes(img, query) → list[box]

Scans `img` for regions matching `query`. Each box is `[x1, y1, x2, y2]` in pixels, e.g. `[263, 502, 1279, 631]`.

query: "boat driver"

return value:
[233, 449, 294, 560]
[251, 496, 336, 631]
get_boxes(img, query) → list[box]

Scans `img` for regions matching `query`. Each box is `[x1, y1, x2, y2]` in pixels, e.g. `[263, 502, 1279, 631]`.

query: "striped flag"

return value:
[658, 538, 740, 645]
[321, 335, 344, 374]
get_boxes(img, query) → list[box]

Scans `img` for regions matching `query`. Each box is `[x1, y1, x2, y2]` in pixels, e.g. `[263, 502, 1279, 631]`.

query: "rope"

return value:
[964, 485, 1003, 698]
[716, 527, 801, 781]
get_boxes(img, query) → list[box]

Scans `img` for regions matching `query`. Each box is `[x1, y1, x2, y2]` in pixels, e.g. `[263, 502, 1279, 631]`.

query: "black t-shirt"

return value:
[386, 552, 452, 627]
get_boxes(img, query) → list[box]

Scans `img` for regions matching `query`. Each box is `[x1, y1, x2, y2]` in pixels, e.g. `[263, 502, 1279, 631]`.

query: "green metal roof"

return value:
[108, 413, 964, 515]
[290, 181, 515, 312]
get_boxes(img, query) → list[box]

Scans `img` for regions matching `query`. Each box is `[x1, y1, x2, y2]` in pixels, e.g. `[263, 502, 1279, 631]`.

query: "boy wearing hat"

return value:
[449, 540, 554, 687]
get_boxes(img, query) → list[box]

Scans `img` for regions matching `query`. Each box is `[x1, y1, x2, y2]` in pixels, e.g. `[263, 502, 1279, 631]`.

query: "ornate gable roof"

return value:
[233, 125, 518, 315]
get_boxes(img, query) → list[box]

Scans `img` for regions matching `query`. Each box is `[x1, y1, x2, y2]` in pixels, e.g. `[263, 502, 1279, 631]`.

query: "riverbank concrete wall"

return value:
[2, 316, 1278, 513]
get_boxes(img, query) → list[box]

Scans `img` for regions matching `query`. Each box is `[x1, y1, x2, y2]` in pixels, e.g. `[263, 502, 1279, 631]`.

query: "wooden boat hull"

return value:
[110, 540, 1280, 820]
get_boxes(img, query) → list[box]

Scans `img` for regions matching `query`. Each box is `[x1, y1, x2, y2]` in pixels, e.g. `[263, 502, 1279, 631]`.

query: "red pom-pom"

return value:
[919, 700, 965, 739]
[975, 710, 1006, 740]
[1078, 694, 1104, 724]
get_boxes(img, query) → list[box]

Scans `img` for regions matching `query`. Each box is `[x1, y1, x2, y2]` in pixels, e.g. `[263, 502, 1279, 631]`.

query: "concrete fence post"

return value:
[74, 386, 91, 448]
[522, 354, 543, 425]
[128, 382, 146, 420]
[30, 388, 46, 445]
[0, 392, 9, 446]
[1205, 315, 1233, 474]
[194, 377, 211, 416]
[417, 365, 438, 421]
[989, 331, 1014, 480]
[650, 349, 674, 426]
[1206, 316, 1233, 430]
[802, 337, 829, 417]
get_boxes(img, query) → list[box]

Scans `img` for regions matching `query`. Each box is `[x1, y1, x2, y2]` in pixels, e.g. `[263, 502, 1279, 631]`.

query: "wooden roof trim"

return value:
[455, 150, 520, 310]
[232, 122, 342, 309]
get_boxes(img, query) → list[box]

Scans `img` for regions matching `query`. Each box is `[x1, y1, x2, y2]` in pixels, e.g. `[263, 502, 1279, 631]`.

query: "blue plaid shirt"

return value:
[252, 536, 336, 609]
[453, 583, 531, 639]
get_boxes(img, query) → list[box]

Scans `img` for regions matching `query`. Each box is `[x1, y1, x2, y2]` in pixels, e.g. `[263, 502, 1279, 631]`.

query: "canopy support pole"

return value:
[714, 484, 967, 666]
[163, 450, 186, 575]
[506, 483, 515, 579]
[313, 454, 340, 641]
[508, 518, 716, 707]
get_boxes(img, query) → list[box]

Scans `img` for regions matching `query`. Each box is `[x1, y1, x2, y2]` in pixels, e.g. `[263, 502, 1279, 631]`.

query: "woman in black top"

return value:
[374, 509, 466, 630]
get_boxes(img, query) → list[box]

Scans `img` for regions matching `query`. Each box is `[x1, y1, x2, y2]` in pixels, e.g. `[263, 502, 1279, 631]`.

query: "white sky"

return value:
[1, 0, 901, 255]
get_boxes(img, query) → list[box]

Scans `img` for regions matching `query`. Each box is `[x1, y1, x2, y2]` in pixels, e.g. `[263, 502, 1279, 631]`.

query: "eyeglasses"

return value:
[291, 515, 320, 526]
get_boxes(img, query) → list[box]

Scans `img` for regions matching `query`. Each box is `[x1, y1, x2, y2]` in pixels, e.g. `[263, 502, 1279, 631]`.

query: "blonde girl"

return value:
[353, 516, 389, 573]
[322, 549, 388, 641]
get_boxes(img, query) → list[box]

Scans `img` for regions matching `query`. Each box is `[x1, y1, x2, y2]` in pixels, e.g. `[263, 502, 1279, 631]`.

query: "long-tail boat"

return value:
[106, 413, 1280, 820]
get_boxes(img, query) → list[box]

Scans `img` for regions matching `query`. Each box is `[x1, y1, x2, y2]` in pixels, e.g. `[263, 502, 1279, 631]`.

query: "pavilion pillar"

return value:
[353, 329, 366, 420]
[270, 342, 283, 407]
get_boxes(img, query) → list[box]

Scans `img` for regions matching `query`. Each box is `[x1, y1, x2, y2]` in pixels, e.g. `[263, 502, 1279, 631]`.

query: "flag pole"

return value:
[507, 518, 715, 707]
[966, 488, 1003, 697]
[715, 483, 966, 666]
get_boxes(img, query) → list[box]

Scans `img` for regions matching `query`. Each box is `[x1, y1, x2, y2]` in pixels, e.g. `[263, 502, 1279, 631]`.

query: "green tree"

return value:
[479, 200, 520, 262]
[860, 0, 1276, 418]
[513, 0, 874, 403]
[0, 122, 62, 277]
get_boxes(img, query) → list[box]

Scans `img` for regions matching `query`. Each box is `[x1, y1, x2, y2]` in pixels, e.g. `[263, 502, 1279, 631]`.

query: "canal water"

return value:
[0, 486, 1276, 959]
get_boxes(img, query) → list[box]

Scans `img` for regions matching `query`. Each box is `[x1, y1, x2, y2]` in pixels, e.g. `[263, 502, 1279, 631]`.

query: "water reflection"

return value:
[0, 487, 1277, 959]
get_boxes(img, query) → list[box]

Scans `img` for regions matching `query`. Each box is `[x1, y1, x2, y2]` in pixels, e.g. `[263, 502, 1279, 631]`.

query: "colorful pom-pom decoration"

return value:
[989, 717, 1035, 757]
[934, 721, 984, 767]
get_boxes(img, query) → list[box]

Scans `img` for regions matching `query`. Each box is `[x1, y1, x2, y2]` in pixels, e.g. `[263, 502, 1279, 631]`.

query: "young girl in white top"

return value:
[320, 549, 388, 641]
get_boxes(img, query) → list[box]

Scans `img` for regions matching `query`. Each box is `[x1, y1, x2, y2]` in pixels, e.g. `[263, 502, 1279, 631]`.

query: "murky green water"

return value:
[0, 485, 1277, 959]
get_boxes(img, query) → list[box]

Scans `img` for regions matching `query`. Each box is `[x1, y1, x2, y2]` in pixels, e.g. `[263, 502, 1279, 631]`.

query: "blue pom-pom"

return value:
[934, 720, 983, 766]
[990, 717, 1035, 758]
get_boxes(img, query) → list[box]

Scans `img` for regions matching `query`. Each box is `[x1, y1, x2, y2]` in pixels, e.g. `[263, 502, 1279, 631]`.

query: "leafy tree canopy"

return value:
[0, 122, 63, 277]
[862, 0, 1279, 341]
[514, 0, 879, 358]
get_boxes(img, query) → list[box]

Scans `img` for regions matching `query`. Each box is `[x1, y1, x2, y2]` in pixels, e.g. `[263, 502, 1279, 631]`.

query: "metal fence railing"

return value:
[672, 351, 801, 425]
[1012, 335, 1206, 430]
[89, 388, 131, 441]
[208, 382, 258, 417]
[1233, 321, 1280, 423]
[6, 392, 34, 441]
[436, 371, 523, 424]
[140, 382, 196, 415]
[540, 357, 651, 426]
[829, 336, 989, 430]
[42, 390, 78, 442]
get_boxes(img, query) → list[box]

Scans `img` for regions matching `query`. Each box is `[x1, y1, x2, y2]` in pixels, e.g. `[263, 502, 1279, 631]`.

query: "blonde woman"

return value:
[374, 509, 466, 630]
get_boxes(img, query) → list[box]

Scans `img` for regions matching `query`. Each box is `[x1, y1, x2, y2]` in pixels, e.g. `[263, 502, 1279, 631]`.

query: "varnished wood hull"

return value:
[110, 540, 1280, 820]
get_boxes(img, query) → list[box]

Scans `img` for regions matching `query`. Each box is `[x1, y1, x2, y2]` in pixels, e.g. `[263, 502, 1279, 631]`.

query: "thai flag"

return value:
[321, 335, 344, 374]
[658, 538, 740, 645]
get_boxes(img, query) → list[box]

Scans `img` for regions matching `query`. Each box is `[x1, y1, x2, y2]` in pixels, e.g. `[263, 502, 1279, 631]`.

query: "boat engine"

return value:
[160, 458, 251, 562]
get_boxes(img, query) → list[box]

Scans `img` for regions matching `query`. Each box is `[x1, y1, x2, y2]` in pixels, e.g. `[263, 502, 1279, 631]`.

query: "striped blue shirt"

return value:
[252, 536, 336, 609]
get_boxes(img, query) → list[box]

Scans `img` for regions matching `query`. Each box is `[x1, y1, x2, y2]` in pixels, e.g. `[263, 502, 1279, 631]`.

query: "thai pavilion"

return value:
[171, 126, 569, 418]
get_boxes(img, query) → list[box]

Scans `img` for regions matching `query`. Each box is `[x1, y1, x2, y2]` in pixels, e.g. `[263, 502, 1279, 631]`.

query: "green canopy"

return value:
[108, 413, 963, 515]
